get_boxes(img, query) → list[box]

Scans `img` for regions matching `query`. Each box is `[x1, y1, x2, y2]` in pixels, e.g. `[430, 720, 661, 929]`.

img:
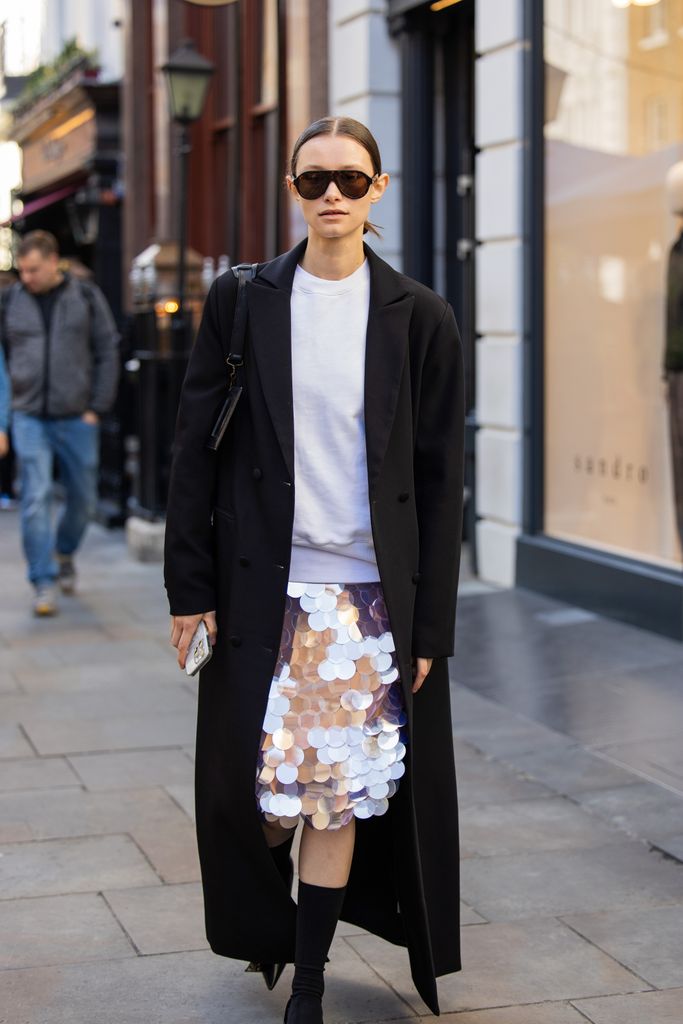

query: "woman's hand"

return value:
[411, 656, 433, 694]
[170, 611, 217, 670]
[0, 431, 8, 459]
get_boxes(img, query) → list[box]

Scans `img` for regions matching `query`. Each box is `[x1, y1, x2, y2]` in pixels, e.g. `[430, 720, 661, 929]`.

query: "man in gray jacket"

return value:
[1, 231, 120, 615]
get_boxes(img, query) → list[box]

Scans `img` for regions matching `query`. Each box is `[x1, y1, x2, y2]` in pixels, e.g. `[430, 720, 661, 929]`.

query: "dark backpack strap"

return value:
[78, 278, 97, 316]
[0, 284, 17, 357]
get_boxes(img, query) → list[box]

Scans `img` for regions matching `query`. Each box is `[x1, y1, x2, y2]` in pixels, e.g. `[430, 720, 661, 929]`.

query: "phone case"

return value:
[185, 620, 213, 676]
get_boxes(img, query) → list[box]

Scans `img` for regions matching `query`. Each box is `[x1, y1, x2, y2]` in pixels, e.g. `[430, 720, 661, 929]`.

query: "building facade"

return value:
[328, 0, 683, 638]
[122, 0, 329, 285]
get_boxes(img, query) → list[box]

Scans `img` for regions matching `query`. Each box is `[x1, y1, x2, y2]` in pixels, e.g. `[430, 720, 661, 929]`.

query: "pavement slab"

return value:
[430, 1004, 592, 1023]
[453, 738, 484, 763]
[597, 736, 683, 792]
[131, 818, 202, 884]
[452, 699, 575, 760]
[574, 782, 683, 844]
[2, 514, 683, 1023]
[1, 892, 136, 969]
[654, 834, 683, 862]
[0, 756, 80, 791]
[0, 785, 190, 841]
[0, 944, 412, 1024]
[13, 661, 183, 693]
[0, 835, 160, 898]
[455, 753, 553, 807]
[3, 683, 194, 724]
[347, 917, 648, 1014]
[460, 902, 486, 926]
[0, 723, 34, 758]
[573, 988, 683, 1024]
[165, 782, 195, 821]
[103, 882, 208, 955]
[461, 842, 683, 921]
[68, 748, 194, 791]
[0, 669, 19, 693]
[452, 591, 683, 690]
[19, 710, 197, 755]
[460, 797, 621, 857]
[501, 744, 638, 795]
[562, 905, 683, 989]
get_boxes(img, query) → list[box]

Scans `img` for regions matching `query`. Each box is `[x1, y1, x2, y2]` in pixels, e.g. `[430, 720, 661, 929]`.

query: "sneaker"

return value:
[56, 554, 76, 594]
[33, 584, 58, 617]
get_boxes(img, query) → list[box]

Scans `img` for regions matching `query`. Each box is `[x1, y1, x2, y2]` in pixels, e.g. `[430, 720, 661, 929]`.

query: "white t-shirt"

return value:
[289, 259, 380, 583]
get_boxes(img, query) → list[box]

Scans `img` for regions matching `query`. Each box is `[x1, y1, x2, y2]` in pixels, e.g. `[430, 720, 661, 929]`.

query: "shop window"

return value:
[242, 0, 284, 261]
[544, 0, 683, 566]
[645, 96, 669, 150]
[639, 0, 669, 49]
[647, 0, 668, 36]
[211, 2, 239, 263]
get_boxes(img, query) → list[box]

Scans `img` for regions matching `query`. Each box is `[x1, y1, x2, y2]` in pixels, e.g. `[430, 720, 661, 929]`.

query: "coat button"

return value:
[274, 562, 286, 571]
[398, 491, 410, 502]
[253, 467, 263, 480]
[230, 634, 242, 647]
[412, 572, 421, 584]
[239, 556, 250, 567]
[283, 480, 292, 487]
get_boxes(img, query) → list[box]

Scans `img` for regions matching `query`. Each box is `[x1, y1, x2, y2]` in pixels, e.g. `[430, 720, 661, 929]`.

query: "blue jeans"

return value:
[11, 412, 100, 586]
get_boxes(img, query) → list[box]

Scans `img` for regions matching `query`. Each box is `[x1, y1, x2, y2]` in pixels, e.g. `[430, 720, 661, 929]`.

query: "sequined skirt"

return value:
[255, 580, 407, 831]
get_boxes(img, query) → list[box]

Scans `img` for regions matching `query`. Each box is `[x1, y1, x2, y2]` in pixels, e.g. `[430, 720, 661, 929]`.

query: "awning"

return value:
[1, 183, 80, 227]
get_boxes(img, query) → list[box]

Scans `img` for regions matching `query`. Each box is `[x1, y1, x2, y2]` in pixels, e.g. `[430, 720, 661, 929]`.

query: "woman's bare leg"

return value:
[298, 818, 355, 888]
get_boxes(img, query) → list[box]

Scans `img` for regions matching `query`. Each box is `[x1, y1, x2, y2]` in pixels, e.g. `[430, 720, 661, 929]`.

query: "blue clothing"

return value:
[0, 344, 9, 433]
[11, 412, 99, 585]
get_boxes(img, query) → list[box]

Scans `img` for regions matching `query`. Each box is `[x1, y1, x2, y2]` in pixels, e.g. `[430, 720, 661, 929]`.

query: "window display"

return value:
[544, 0, 683, 566]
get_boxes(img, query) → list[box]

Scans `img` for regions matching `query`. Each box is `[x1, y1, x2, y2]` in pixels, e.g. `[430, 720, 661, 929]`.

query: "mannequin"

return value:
[665, 161, 683, 554]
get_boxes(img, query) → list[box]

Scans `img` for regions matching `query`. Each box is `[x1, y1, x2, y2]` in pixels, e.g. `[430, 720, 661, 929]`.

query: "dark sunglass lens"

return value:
[337, 171, 371, 198]
[297, 172, 329, 199]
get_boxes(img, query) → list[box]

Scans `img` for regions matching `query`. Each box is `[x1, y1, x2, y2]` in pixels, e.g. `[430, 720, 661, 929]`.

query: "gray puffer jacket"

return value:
[1, 275, 120, 418]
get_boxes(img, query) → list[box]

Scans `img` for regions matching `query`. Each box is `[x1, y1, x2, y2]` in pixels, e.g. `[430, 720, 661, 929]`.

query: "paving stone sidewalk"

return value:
[1, 511, 682, 1024]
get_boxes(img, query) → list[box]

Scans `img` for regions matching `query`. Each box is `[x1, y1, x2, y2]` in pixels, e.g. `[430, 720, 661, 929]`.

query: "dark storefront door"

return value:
[389, 0, 476, 555]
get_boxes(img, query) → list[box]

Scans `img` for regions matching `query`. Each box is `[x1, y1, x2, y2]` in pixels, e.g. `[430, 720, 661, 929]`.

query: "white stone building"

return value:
[326, 0, 683, 638]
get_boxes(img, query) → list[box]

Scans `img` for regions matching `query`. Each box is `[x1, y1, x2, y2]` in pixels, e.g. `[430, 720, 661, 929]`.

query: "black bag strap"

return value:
[205, 263, 257, 453]
[225, 262, 257, 387]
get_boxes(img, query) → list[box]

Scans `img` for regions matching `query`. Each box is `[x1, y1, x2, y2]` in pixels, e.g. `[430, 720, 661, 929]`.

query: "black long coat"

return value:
[164, 238, 465, 1015]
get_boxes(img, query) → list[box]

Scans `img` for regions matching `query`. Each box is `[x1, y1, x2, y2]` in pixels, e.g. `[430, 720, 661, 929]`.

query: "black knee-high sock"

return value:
[292, 881, 346, 1001]
[270, 832, 295, 886]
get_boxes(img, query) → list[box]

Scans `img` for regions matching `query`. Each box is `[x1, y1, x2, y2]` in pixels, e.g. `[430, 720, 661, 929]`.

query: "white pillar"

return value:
[327, 0, 402, 268]
[474, 0, 526, 586]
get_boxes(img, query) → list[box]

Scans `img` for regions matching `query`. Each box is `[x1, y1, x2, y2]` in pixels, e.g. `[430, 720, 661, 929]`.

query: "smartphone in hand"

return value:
[185, 620, 213, 677]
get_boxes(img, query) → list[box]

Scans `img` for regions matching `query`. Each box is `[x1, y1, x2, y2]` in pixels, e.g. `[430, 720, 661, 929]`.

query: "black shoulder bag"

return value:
[206, 262, 257, 452]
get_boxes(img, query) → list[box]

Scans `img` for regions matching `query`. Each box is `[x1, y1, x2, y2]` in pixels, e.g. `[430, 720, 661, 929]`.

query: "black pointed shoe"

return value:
[244, 959, 287, 991]
[245, 855, 294, 989]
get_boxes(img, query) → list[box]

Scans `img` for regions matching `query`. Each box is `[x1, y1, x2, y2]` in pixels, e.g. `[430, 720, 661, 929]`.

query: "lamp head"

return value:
[161, 39, 215, 124]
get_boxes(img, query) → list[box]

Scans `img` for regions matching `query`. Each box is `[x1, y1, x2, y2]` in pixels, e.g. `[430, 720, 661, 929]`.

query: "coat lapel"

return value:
[246, 241, 306, 481]
[246, 238, 413, 488]
[364, 250, 414, 490]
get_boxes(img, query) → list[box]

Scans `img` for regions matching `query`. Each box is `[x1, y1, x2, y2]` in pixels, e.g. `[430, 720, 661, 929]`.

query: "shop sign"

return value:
[21, 108, 96, 194]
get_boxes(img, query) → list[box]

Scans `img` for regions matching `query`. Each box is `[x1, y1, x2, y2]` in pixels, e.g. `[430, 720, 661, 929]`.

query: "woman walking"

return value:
[164, 117, 465, 1022]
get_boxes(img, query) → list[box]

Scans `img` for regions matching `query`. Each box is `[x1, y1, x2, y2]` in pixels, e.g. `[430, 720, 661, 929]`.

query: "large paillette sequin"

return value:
[255, 581, 407, 831]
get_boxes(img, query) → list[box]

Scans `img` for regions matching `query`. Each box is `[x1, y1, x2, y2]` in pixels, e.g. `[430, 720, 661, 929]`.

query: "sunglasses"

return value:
[292, 169, 378, 200]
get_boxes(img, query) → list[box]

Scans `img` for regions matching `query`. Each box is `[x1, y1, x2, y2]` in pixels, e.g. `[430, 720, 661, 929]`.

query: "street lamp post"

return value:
[161, 39, 215, 353]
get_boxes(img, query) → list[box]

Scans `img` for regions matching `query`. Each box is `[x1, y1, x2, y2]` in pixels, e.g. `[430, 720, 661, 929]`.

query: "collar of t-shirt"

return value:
[293, 259, 369, 296]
